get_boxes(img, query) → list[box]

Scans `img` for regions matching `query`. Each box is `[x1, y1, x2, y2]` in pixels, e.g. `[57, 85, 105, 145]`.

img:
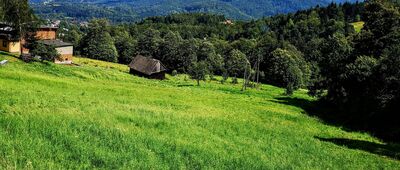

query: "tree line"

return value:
[60, 2, 362, 90]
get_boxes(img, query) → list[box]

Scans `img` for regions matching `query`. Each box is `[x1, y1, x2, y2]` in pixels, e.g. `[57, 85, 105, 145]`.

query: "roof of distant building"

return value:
[37, 39, 73, 47]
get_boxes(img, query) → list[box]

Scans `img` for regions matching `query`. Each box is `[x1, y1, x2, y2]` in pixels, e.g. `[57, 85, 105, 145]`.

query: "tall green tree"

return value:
[270, 48, 308, 95]
[188, 61, 209, 86]
[137, 28, 162, 57]
[159, 31, 183, 70]
[113, 28, 137, 64]
[197, 41, 223, 75]
[177, 39, 198, 73]
[225, 49, 249, 78]
[311, 33, 353, 101]
[80, 19, 118, 62]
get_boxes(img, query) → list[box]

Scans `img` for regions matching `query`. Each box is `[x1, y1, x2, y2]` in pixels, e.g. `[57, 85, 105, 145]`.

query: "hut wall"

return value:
[149, 72, 166, 80]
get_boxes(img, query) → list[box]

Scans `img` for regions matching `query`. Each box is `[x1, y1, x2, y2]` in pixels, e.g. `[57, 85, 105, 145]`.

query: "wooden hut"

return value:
[128, 55, 167, 80]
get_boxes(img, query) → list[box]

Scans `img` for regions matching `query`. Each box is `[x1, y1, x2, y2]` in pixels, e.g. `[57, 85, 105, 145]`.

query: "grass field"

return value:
[352, 21, 365, 33]
[1, 54, 400, 169]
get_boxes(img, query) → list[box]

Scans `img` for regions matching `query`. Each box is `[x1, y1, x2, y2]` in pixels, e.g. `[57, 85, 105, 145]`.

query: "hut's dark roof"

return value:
[129, 55, 167, 75]
[37, 40, 73, 47]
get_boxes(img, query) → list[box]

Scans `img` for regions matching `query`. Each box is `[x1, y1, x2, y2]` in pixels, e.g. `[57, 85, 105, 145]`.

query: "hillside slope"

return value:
[0, 54, 399, 169]
[31, 0, 361, 22]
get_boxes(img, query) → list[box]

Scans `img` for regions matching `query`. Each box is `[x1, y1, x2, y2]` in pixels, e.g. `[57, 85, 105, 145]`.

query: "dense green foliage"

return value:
[63, 2, 363, 89]
[80, 19, 118, 62]
[30, 0, 359, 23]
[1, 54, 400, 168]
[0, 0, 37, 39]
[225, 49, 249, 78]
[269, 48, 309, 95]
[30, 43, 60, 62]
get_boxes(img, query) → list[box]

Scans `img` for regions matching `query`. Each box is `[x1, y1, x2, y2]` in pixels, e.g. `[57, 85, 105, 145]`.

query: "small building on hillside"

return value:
[0, 24, 21, 54]
[223, 19, 234, 25]
[37, 40, 74, 64]
[128, 55, 167, 80]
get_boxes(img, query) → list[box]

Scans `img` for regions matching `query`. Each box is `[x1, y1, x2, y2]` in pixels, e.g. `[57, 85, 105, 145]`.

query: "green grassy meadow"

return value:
[0, 54, 399, 169]
[352, 21, 365, 33]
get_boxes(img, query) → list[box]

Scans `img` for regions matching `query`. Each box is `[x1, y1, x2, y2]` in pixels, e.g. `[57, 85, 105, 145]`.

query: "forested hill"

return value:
[31, 0, 361, 22]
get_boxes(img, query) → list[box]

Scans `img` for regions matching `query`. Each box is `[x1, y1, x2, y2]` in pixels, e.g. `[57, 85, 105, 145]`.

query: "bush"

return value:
[20, 54, 34, 63]
[171, 70, 178, 76]
[30, 43, 60, 62]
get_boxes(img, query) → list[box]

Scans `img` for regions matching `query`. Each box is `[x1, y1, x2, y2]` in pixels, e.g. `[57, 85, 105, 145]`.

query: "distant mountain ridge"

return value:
[31, 0, 361, 22]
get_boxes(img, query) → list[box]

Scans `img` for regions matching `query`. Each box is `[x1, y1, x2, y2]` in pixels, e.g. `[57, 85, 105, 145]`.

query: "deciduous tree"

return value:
[80, 19, 118, 62]
[188, 61, 209, 86]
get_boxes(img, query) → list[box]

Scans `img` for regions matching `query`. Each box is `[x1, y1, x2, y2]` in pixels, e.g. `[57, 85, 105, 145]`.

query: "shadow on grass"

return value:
[273, 96, 400, 159]
[315, 137, 400, 160]
[272, 97, 350, 128]
[177, 84, 195, 87]
[0, 51, 18, 57]
[272, 96, 400, 143]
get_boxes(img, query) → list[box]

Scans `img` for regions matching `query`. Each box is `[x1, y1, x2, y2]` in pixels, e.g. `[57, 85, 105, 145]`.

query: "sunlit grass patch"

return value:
[351, 21, 365, 33]
[74, 56, 130, 73]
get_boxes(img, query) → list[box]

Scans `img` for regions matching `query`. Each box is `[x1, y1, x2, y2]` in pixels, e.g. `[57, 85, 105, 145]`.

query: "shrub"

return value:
[171, 70, 178, 76]
[20, 54, 34, 63]
[30, 43, 60, 62]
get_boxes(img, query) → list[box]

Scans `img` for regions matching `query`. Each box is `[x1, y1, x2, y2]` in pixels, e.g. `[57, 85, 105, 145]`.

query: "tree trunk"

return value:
[197, 79, 200, 86]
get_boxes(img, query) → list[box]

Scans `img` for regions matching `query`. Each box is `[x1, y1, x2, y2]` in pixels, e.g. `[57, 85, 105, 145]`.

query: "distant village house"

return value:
[0, 23, 74, 64]
[223, 19, 234, 25]
[0, 23, 20, 53]
[129, 55, 167, 80]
